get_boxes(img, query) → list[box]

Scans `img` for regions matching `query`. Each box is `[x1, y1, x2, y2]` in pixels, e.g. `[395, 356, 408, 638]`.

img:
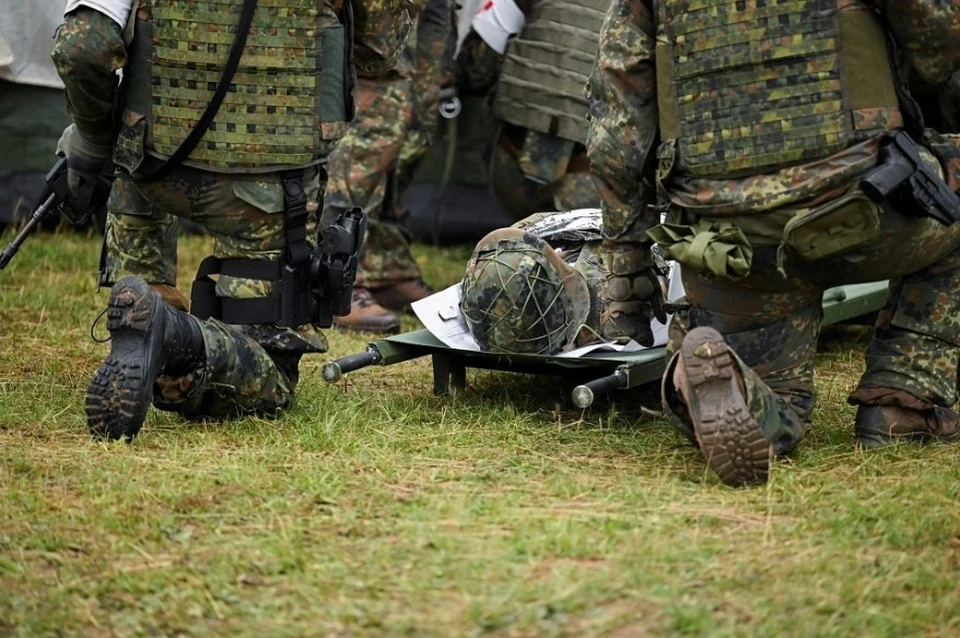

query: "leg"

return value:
[86, 169, 326, 438]
[849, 247, 960, 446]
[322, 76, 413, 331]
[662, 269, 823, 484]
[102, 178, 187, 309]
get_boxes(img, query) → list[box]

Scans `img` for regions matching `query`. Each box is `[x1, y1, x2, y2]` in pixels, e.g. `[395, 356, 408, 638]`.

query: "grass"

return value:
[0, 229, 958, 636]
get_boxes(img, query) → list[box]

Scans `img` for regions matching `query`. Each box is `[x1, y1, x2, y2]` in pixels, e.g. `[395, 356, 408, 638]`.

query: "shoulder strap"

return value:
[137, 0, 259, 182]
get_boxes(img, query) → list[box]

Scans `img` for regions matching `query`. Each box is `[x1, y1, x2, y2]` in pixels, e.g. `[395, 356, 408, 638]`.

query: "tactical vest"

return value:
[656, 0, 902, 178]
[494, 0, 608, 144]
[124, 0, 351, 172]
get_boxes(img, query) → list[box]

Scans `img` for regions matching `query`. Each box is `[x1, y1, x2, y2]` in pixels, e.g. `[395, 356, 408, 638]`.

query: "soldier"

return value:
[53, 0, 410, 441]
[456, 0, 605, 220]
[587, 1, 960, 486]
[324, 0, 452, 333]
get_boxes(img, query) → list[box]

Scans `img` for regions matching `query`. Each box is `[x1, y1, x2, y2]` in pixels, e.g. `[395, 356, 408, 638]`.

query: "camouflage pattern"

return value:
[655, 1, 900, 177]
[126, 0, 349, 170]
[456, 31, 501, 96]
[588, 0, 960, 456]
[321, 75, 419, 287]
[396, 0, 453, 194]
[323, 0, 451, 288]
[54, 1, 410, 418]
[883, 1, 960, 85]
[50, 9, 126, 149]
[461, 229, 592, 355]
[488, 125, 599, 219]
[460, 210, 608, 354]
[154, 319, 309, 419]
[103, 160, 328, 412]
[662, 196, 960, 454]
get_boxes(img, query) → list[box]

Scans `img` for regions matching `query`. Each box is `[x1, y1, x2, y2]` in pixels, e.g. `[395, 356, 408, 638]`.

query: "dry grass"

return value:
[1, 230, 958, 636]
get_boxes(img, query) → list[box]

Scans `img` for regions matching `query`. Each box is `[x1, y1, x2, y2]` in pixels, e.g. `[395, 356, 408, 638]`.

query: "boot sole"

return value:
[86, 280, 163, 441]
[682, 327, 771, 487]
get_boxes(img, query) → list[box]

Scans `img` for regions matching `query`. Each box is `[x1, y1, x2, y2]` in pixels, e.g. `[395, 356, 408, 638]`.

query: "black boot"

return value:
[86, 276, 205, 441]
[855, 404, 960, 449]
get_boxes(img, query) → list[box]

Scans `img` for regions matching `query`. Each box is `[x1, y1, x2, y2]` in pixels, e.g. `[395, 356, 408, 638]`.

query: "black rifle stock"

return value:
[860, 131, 960, 226]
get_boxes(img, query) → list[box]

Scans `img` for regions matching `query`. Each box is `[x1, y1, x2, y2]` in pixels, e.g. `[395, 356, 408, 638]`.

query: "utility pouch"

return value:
[782, 191, 880, 261]
[647, 220, 753, 281]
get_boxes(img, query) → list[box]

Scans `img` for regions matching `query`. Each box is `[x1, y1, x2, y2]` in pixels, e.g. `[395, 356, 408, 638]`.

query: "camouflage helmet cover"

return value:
[460, 228, 591, 355]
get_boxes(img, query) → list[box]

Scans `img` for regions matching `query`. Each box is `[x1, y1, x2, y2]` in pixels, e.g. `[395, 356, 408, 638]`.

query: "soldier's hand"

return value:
[66, 130, 111, 212]
[600, 269, 667, 348]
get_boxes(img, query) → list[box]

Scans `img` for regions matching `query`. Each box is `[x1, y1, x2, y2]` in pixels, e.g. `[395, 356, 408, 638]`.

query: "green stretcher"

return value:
[322, 282, 889, 408]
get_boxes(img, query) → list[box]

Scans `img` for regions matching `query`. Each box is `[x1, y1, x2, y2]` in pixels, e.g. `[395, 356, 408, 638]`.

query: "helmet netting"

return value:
[461, 242, 572, 355]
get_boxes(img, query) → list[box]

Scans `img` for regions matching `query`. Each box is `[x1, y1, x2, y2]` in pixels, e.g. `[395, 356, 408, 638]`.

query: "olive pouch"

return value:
[782, 191, 880, 261]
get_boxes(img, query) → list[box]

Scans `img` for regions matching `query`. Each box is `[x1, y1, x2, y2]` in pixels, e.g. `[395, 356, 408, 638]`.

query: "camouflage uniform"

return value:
[53, 2, 409, 425]
[322, 0, 451, 290]
[456, 0, 603, 220]
[587, 0, 960, 480]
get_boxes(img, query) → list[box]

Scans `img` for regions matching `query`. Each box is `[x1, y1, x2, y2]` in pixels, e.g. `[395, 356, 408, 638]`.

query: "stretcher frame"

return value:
[323, 282, 889, 407]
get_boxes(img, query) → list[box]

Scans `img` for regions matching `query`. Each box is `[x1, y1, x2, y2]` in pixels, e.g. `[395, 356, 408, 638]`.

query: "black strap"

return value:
[281, 171, 311, 265]
[190, 256, 284, 323]
[137, 0, 259, 183]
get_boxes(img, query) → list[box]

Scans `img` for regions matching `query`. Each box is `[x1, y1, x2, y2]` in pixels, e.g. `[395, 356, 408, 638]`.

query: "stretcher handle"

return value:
[572, 370, 627, 409]
[322, 348, 383, 383]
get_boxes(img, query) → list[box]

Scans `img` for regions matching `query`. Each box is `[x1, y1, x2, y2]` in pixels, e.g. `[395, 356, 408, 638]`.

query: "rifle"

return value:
[860, 131, 960, 226]
[0, 156, 114, 270]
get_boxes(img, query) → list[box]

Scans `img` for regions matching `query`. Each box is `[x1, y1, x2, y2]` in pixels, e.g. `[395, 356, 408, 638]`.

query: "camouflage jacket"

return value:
[52, 0, 412, 157]
[585, 0, 960, 248]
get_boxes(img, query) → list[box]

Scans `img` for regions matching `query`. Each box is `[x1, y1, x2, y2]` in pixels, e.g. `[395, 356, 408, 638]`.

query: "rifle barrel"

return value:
[0, 192, 58, 270]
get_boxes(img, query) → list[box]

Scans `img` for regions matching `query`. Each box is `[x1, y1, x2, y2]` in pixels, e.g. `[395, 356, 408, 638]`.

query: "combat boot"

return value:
[332, 288, 401, 334]
[673, 327, 772, 487]
[855, 404, 960, 449]
[86, 276, 205, 441]
[370, 278, 433, 311]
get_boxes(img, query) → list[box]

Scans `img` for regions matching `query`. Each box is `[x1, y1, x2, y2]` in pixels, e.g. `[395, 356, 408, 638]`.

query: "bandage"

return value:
[65, 0, 134, 29]
[471, 0, 525, 55]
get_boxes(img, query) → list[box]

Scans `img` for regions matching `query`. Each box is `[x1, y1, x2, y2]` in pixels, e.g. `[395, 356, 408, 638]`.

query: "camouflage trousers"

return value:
[103, 163, 328, 419]
[663, 203, 960, 456]
[322, 0, 451, 288]
[488, 125, 600, 220]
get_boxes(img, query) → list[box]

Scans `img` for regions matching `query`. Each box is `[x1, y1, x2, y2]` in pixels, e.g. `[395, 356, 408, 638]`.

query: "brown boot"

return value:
[855, 404, 960, 449]
[332, 288, 400, 334]
[369, 278, 433, 311]
[674, 327, 772, 487]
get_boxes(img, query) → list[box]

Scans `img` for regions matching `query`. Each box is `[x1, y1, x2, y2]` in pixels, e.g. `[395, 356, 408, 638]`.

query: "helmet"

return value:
[460, 228, 591, 355]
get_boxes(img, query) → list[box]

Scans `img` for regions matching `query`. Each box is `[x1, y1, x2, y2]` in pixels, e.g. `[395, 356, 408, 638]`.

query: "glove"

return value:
[600, 269, 667, 347]
[66, 128, 112, 213]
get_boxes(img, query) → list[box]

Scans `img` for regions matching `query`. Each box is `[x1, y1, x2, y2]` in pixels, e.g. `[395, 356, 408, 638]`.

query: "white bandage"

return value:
[65, 0, 135, 29]
[471, 0, 525, 55]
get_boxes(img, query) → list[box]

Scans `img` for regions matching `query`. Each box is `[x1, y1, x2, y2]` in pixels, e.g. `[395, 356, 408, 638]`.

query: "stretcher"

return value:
[322, 282, 889, 408]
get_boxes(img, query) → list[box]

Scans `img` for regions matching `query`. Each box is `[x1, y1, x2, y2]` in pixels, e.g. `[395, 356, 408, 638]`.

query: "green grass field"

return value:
[1, 230, 958, 636]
